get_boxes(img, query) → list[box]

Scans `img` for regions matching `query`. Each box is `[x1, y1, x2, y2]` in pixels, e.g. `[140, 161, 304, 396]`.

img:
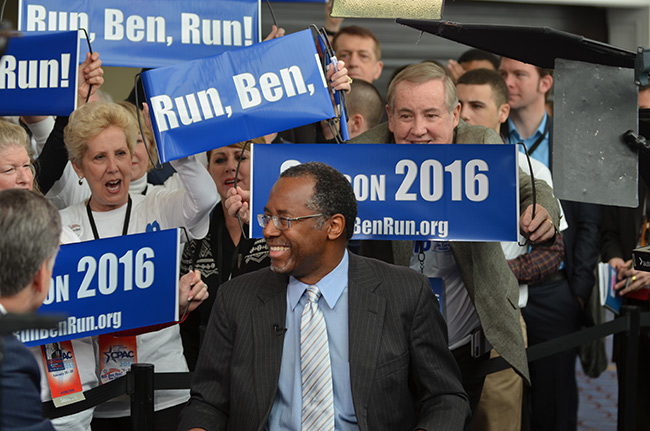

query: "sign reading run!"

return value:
[0, 31, 79, 116]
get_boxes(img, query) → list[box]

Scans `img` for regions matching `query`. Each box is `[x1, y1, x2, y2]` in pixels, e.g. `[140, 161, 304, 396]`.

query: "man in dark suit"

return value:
[177, 162, 470, 431]
[0, 189, 61, 431]
[601, 180, 650, 430]
[499, 57, 601, 431]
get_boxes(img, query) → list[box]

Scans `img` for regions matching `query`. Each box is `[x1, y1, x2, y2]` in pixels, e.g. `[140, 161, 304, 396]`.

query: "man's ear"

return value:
[373, 60, 384, 82]
[326, 214, 346, 241]
[31, 258, 54, 309]
[348, 113, 364, 136]
[498, 103, 511, 125]
[386, 104, 394, 133]
[451, 102, 461, 128]
[539, 74, 553, 95]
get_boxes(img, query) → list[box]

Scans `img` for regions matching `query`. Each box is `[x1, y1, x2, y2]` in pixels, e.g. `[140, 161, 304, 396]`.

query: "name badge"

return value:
[98, 334, 138, 384]
[41, 340, 85, 407]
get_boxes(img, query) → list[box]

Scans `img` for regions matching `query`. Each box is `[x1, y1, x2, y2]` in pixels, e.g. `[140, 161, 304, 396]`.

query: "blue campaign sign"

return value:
[18, 0, 260, 68]
[250, 143, 519, 241]
[20, 229, 181, 347]
[142, 29, 336, 163]
[0, 31, 79, 116]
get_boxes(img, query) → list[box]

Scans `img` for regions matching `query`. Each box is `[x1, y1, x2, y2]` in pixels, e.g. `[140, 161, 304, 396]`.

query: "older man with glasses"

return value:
[178, 161, 470, 431]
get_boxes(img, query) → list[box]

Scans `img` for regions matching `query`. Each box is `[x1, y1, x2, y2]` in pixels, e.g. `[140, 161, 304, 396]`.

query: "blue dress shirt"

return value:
[505, 113, 565, 269]
[505, 113, 550, 168]
[268, 250, 358, 431]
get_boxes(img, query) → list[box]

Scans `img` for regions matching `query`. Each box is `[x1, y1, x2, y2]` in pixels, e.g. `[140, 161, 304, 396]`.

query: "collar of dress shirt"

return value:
[287, 250, 349, 311]
[507, 112, 548, 143]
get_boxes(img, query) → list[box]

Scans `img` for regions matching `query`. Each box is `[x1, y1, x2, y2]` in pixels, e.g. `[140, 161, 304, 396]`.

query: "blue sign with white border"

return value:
[250, 143, 519, 241]
[20, 229, 180, 347]
[0, 31, 79, 116]
[18, 0, 260, 68]
[142, 29, 335, 163]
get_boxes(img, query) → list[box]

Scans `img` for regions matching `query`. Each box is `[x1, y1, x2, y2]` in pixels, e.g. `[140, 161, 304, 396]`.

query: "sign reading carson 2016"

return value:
[20, 229, 181, 347]
[250, 143, 520, 242]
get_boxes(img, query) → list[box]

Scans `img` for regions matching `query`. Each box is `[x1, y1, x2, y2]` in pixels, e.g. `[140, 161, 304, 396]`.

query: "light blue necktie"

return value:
[300, 285, 335, 431]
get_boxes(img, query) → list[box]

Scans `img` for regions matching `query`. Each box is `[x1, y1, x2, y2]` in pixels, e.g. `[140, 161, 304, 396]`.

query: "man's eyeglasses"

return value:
[257, 214, 323, 231]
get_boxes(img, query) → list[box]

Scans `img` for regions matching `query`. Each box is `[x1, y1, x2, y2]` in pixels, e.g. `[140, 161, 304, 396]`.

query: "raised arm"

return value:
[31, 52, 104, 194]
[140, 103, 218, 239]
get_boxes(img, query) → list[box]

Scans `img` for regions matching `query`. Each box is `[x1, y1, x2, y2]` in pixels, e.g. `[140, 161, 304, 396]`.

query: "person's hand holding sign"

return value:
[225, 186, 250, 224]
[327, 60, 351, 94]
[179, 269, 208, 318]
[263, 25, 286, 41]
[520, 203, 556, 244]
[77, 52, 104, 106]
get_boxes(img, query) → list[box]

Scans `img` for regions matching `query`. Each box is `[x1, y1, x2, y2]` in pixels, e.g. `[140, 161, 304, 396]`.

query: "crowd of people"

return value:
[1, 3, 649, 431]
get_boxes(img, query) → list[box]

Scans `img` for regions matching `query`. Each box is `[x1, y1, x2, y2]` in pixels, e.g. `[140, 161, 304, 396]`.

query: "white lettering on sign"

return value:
[75, 247, 155, 300]
[0, 54, 71, 90]
[353, 216, 449, 238]
[181, 13, 253, 46]
[637, 255, 650, 269]
[15, 311, 123, 344]
[25, 4, 95, 42]
[150, 88, 232, 132]
[43, 275, 70, 305]
[233, 66, 314, 110]
[105, 9, 173, 46]
[343, 174, 386, 202]
[395, 159, 490, 202]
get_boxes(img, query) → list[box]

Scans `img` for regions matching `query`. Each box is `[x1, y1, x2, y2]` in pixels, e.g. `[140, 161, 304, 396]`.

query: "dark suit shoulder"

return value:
[220, 266, 276, 286]
[1, 335, 55, 430]
[349, 253, 430, 302]
[217, 266, 287, 301]
[352, 252, 424, 280]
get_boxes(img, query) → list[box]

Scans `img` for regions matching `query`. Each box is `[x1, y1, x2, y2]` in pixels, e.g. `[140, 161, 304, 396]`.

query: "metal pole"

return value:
[618, 306, 640, 431]
[129, 363, 154, 431]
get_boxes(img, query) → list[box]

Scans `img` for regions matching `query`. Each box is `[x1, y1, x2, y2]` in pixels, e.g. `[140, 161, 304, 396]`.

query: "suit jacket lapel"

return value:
[251, 271, 288, 423]
[347, 254, 386, 428]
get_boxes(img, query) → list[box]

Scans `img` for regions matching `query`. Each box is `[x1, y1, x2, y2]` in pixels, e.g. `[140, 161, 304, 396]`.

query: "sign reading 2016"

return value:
[74, 247, 155, 300]
[252, 144, 518, 242]
[340, 158, 489, 203]
[393, 158, 489, 202]
[24, 229, 181, 347]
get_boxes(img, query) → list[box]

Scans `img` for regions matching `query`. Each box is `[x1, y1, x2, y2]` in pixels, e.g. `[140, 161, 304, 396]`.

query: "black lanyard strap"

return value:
[527, 118, 551, 156]
[85, 195, 133, 240]
[503, 118, 550, 157]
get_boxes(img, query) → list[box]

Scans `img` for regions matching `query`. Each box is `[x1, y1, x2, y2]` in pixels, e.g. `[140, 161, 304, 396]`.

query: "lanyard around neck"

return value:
[504, 117, 550, 156]
[527, 118, 551, 156]
[85, 195, 133, 240]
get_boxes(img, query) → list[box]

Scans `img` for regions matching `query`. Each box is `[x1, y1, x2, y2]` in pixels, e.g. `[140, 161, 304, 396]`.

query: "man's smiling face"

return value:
[387, 79, 460, 144]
